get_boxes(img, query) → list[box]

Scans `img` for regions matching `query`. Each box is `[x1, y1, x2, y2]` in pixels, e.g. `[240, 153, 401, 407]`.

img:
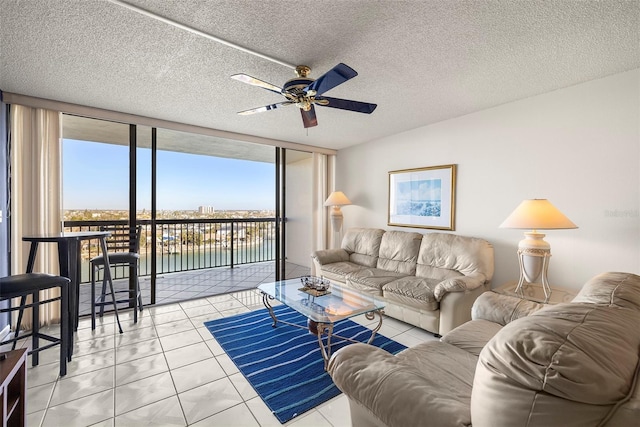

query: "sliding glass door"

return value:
[277, 148, 314, 280]
[61, 115, 135, 313]
[151, 128, 276, 303]
[62, 113, 313, 312]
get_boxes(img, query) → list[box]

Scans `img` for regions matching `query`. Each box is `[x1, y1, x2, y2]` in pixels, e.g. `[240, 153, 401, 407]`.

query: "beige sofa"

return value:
[328, 272, 640, 427]
[312, 228, 494, 336]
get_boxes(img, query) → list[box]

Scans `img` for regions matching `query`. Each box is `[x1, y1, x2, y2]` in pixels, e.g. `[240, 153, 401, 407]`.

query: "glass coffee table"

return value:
[258, 277, 385, 369]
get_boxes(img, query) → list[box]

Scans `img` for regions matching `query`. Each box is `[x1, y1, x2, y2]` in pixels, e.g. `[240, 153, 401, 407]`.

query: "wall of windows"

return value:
[61, 114, 313, 307]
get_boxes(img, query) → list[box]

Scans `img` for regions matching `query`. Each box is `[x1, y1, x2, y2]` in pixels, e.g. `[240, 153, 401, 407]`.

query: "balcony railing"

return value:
[64, 218, 277, 284]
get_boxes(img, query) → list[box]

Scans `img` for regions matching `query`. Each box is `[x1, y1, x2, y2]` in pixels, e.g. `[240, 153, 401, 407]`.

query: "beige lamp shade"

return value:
[324, 191, 352, 207]
[325, 191, 352, 232]
[499, 199, 577, 230]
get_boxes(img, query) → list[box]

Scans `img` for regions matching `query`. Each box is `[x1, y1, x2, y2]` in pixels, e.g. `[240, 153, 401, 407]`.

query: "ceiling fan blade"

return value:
[238, 101, 294, 115]
[231, 74, 283, 95]
[300, 105, 318, 128]
[304, 63, 358, 96]
[317, 96, 377, 114]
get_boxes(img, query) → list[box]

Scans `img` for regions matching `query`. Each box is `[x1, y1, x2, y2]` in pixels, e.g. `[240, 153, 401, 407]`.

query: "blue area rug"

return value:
[204, 304, 406, 424]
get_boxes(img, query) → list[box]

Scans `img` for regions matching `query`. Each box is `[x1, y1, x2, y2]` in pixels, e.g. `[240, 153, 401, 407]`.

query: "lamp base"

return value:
[514, 231, 552, 303]
[329, 207, 344, 233]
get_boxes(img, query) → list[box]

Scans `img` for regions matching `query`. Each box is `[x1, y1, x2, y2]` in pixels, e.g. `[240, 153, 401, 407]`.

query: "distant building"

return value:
[198, 206, 215, 214]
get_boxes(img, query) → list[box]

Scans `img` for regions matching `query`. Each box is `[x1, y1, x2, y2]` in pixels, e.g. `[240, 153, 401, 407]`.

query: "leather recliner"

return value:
[328, 272, 640, 427]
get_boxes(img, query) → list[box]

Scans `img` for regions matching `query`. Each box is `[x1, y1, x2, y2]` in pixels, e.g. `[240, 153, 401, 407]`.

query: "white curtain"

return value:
[9, 105, 63, 328]
[310, 153, 333, 275]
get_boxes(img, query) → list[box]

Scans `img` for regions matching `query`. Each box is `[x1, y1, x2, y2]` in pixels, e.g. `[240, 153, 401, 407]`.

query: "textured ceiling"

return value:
[1, 0, 639, 151]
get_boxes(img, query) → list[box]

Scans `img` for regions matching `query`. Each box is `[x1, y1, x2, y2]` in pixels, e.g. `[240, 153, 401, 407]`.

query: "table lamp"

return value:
[324, 191, 352, 232]
[499, 199, 577, 302]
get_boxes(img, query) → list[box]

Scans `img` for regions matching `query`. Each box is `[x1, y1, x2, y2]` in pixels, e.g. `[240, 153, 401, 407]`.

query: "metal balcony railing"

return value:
[64, 218, 277, 284]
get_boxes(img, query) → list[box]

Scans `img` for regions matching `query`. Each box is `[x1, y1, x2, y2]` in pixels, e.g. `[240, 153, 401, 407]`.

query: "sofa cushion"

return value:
[346, 268, 408, 295]
[376, 230, 423, 275]
[318, 262, 363, 283]
[382, 276, 441, 311]
[341, 228, 385, 268]
[415, 233, 494, 284]
[471, 302, 640, 427]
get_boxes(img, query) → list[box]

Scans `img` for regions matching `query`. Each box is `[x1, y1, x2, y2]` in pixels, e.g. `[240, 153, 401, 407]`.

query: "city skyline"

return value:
[63, 139, 276, 211]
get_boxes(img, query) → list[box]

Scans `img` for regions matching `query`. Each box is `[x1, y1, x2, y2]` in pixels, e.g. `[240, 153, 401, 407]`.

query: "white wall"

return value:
[337, 69, 640, 290]
[285, 155, 313, 268]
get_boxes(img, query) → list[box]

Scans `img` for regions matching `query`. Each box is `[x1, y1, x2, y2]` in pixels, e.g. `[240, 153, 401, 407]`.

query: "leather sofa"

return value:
[328, 272, 640, 427]
[312, 228, 494, 335]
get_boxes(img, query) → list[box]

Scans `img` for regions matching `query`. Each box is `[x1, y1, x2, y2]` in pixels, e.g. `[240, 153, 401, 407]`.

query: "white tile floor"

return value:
[18, 288, 438, 427]
[77, 261, 312, 316]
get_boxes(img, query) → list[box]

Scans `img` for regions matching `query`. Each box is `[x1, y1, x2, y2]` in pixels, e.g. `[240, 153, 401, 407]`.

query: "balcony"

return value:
[65, 219, 310, 316]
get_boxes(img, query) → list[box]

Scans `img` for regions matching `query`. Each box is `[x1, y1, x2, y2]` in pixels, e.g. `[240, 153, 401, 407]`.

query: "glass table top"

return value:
[258, 278, 385, 324]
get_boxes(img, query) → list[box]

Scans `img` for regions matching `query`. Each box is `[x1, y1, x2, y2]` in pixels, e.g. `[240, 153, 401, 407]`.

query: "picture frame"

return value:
[388, 164, 457, 230]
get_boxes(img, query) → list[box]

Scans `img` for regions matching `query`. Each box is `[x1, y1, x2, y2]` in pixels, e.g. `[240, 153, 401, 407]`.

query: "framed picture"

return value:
[388, 164, 457, 230]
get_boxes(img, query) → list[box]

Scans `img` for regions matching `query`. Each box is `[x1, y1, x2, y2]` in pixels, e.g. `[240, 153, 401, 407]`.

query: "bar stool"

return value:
[90, 225, 143, 333]
[0, 273, 70, 376]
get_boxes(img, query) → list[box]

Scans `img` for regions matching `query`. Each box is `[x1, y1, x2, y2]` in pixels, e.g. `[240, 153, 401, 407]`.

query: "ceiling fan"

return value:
[231, 63, 377, 128]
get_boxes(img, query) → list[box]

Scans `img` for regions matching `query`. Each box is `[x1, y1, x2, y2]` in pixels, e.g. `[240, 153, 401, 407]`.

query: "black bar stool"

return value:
[0, 273, 70, 376]
[90, 225, 143, 333]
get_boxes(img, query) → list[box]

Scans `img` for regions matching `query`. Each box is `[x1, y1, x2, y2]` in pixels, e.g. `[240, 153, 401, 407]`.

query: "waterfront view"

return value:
[64, 209, 311, 315]
[60, 117, 312, 312]
[65, 209, 278, 284]
[64, 208, 276, 222]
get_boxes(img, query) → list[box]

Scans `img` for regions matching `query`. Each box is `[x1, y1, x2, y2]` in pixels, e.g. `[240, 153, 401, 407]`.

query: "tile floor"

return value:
[18, 282, 438, 426]
[77, 262, 311, 316]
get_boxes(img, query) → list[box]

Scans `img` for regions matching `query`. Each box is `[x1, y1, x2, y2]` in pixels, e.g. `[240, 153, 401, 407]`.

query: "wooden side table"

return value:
[0, 349, 27, 427]
[494, 281, 577, 304]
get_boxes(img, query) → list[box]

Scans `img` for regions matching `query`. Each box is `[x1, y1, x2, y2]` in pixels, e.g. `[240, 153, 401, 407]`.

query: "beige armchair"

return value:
[328, 272, 640, 427]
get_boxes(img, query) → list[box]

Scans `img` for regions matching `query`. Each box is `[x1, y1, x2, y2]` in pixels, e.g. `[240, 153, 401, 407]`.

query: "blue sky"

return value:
[63, 139, 275, 210]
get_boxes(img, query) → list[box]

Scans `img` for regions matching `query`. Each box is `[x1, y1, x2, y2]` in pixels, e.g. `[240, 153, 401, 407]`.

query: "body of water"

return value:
[78, 241, 275, 283]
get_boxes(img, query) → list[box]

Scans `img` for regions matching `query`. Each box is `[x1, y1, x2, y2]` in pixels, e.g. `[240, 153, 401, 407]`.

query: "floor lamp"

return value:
[324, 191, 351, 236]
[500, 199, 577, 302]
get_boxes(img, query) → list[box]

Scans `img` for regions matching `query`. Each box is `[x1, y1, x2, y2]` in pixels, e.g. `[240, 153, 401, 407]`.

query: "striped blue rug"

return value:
[204, 304, 406, 424]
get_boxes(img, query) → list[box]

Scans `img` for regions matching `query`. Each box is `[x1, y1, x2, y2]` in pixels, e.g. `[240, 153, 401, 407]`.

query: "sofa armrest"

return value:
[471, 291, 545, 326]
[437, 284, 487, 335]
[433, 275, 484, 301]
[442, 319, 503, 356]
[328, 343, 471, 427]
[311, 248, 350, 266]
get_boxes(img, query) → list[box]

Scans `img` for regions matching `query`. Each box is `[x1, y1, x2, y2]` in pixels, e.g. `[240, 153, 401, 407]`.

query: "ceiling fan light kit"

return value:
[231, 63, 377, 128]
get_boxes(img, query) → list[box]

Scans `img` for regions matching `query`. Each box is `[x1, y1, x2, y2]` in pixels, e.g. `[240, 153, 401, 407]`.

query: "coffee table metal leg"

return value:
[316, 310, 383, 369]
[316, 322, 334, 370]
[365, 310, 384, 344]
[261, 292, 278, 327]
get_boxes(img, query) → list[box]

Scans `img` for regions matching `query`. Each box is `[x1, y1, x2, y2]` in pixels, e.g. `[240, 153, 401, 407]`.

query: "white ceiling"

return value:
[1, 0, 639, 152]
